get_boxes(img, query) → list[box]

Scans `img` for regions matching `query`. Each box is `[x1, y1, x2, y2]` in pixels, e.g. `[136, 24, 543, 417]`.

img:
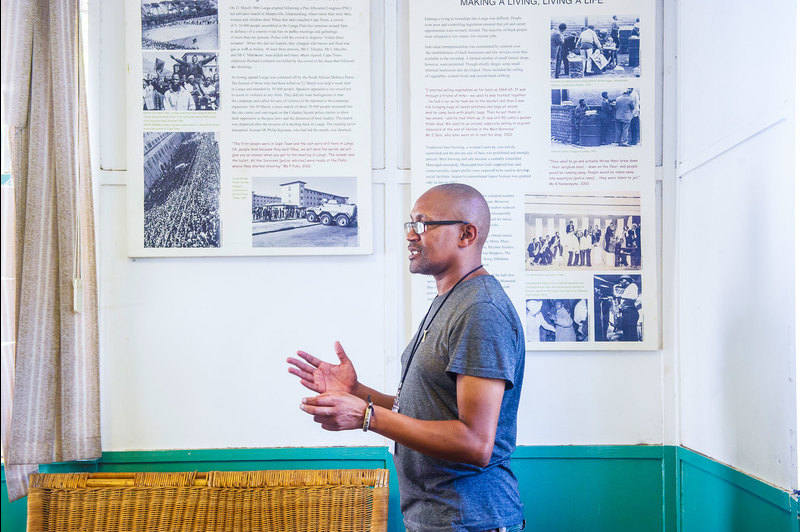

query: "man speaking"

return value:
[288, 183, 525, 532]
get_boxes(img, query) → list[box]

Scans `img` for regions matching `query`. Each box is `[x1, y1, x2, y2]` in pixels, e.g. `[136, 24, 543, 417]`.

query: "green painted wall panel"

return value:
[3, 446, 796, 532]
[1, 479, 28, 532]
[514, 456, 664, 531]
[678, 453, 795, 532]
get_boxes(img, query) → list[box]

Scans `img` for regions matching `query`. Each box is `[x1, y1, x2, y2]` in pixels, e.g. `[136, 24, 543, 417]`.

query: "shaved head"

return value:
[423, 183, 491, 249]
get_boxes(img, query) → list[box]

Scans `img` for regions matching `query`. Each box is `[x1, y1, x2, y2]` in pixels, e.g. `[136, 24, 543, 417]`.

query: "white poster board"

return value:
[409, 0, 657, 350]
[127, 0, 372, 256]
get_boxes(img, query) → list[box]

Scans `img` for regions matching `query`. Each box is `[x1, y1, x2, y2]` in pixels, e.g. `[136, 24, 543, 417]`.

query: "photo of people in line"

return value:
[594, 274, 643, 342]
[142, 51, 220, 111]
[526, 299, 589, 343]
[525, 193, 642, 271]
[552, 88, 641, 148]
[141, 0, 219, 50]
[550, 15, 640, 78]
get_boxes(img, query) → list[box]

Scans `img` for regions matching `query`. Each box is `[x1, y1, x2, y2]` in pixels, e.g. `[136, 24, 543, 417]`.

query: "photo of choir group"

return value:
[524, 214, 642, 272]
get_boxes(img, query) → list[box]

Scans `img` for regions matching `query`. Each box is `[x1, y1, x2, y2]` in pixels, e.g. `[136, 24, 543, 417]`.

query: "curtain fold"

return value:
[1, 0, 100, 502]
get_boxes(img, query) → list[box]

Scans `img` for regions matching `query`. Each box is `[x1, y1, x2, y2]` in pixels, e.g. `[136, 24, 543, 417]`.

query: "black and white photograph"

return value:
[251, 177, 359, 248]
[593, 274, 643, 343]
[141, 0, 219, 50]
[551, 88, 641, 148]
[525, 299, 589, 343]
[143, 132, 221, 248]
[525, 193, 641, 271]
[142, 51, 220, 111]
[550, 16, 641, 79]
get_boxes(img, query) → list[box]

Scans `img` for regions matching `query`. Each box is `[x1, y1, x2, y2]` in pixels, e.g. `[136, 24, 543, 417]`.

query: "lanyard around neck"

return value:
[396, 265, 484, 398]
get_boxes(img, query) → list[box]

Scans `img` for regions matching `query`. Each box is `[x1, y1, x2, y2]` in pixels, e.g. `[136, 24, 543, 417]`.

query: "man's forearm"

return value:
[368, 407, 494, 468]
[352, 382, 395, 410]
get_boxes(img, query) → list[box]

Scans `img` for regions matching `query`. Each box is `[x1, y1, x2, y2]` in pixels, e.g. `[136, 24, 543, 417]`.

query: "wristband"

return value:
[362, 395, 375, 432]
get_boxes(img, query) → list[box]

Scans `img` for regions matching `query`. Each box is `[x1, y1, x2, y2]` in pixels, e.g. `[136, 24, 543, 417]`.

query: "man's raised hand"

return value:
[287, 341, 358, 395]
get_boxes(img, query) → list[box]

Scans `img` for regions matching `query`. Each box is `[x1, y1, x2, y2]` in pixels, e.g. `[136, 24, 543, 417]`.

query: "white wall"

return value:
[674, 0, 797, 490]
[88, 0, 689, 458]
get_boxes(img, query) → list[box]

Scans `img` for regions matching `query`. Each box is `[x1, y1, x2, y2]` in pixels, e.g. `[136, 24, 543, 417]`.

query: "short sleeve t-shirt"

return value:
[393, 275, 525, 532]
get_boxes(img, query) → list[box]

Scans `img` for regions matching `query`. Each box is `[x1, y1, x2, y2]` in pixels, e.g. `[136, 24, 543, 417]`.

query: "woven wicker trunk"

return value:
[27, 469, 389, 532]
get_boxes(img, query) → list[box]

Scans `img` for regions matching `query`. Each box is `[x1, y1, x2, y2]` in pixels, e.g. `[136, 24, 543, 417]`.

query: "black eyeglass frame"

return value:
[404, 220, 470, 235]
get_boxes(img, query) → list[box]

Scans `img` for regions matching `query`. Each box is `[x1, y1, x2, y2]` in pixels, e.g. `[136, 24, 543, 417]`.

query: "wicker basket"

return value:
[27, 469, 389, 531]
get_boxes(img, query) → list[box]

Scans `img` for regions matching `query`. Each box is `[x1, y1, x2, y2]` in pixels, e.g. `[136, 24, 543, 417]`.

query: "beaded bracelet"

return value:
[362, 395, 375, 432]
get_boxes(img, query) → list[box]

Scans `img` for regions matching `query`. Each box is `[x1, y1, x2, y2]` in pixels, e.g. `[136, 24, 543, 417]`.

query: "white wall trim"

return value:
[677, 105, 789, 180]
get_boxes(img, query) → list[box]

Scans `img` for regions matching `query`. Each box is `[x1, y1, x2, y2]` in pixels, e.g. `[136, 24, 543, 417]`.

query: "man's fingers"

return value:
[333, 341, 349, 364]
[302, 394, 339, 407]
[300, 403, 335, 416]
[295, 350, 323, 367]
[299, 379, 322, 393]
[286, 358, 314, 379]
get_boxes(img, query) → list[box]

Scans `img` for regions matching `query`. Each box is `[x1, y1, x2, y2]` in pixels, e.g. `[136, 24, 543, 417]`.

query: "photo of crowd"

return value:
[143, 132, 221, 248]
[551, 88, 641, 148]
[594, 274, 643, 342]
[525, 299, 589, 343]
[550, 15, 640, 79]
[142, 52, 220, 111]
[525, 194, 642, 272]
[141, 0, 219, 50]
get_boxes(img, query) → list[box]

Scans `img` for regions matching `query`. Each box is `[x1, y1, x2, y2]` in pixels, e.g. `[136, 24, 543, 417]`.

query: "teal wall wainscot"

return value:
[2, 445, 798, 531]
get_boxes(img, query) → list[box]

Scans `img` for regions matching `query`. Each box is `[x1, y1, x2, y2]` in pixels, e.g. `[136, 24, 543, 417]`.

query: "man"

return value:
[580, 229, 592, 267]
[163, 74, 195, 111]
[600, 92, 615, 145]
[552, 300, 576, 341]
[629, 88, 641, 145]
[573, 299, 588, 341]
[170, 53, 216, 79]
[615, 88, 635, 146]
[616, 276, 640, 341]
[557, 31, 578, 78]
[143, 79, 152, 110]
[572, 99, 588, 145]
[577, 25, 601, 74]
[551, 23, 566, 78]
[288, 184, 525, 531]
[610, 15, 620, 46]
[526, 299, 555, 342]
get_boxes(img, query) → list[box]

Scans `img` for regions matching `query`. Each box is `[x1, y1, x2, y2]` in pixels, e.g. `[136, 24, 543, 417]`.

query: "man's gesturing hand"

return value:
[287, 341, 358, 395]
[299, 392, 368, 431]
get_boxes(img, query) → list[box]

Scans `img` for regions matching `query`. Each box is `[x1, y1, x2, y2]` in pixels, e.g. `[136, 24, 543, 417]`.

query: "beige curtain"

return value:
[1, 0, 100, 502]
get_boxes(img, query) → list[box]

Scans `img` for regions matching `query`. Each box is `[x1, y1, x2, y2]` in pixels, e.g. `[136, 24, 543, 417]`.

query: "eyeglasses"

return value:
[404, 220, 469, 235]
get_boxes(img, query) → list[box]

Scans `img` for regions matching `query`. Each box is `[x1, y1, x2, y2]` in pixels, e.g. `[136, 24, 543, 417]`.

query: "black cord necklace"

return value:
[392, 264, 484, 412]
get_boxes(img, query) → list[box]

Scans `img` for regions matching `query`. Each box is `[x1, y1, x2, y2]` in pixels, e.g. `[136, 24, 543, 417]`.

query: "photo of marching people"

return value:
[251, 177, 359, 248]
[143, 132, 221, 248]
[550, 15, 641, 78]
[525, 299, 590, 343]
[141, 0, 219, 50]
[551, 88, 641, 148]
[525, 192, 642, 272]
[594, 274, 643, 342]
[142, 51, 220, 111]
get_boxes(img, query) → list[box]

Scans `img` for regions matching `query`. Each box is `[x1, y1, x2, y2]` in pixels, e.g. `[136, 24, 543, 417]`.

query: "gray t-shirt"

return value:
[394, 275, 525, 532]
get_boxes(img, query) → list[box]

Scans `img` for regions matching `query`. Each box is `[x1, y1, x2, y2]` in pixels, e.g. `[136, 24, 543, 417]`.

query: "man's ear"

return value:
[459, 223, 479, 247]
